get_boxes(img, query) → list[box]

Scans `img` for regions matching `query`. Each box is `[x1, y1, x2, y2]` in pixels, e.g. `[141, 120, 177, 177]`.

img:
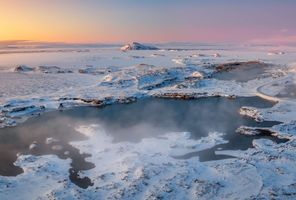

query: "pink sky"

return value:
[0, 0, 295, 44]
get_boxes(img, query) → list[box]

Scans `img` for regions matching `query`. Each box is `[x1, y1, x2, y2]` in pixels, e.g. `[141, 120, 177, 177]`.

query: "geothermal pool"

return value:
[0, 96, 285, 188]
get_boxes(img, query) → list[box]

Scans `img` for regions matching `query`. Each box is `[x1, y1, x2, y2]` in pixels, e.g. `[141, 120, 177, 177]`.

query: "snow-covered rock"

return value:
[45, 137, 59, 145]
[14, 65, 72, 74]
[236, 126, 279, 137]
[213, 53, 221, 58]
[29, 141, 38, 150]
[34, 66, 73, 74]
[239, 107, 264, 122]
[187, 71, 203, 79]
[267, 51, 285, 56]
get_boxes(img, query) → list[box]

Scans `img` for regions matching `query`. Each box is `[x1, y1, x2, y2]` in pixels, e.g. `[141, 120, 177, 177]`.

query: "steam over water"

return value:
[0, 96, 283, 188]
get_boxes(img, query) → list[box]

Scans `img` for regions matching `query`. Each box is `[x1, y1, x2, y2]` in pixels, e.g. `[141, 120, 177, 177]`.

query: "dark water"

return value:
[214, 64, 268, 82]
[0, 96, 285, 188]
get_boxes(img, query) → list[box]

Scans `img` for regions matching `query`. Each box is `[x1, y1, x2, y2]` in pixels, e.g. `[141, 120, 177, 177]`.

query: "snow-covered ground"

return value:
[1, 43, 296, 199]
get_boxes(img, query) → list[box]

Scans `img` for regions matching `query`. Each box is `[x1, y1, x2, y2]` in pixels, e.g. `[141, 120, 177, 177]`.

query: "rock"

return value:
[154, 92, 208, 99]
[213, 53, 221, 57]
[192, 53, 206, 57]
[78, 66, 118, 75]
[14, 65, 34, 72]
[80, 99, 104, 106]
[103, 75, 114, 82]
[135, 63, 156, 68]
[51, 145, 63, 151]
[120, 42, 159, 51]
[150, 53, 165, 57]
[236, 126, 262, 136]
[267, 51, 285, 56]
[35, 66, 72, 74]
[29, 141, 38, 150]
[14, 65, 72, 73]
[186, 71, 203, 80]
[45, 137, 59, 145]
[58, 103, 64, 110]
[239, 107, 263, 122]
[172, 58, 190, 65]
[115, 96, 137, 104]
[215, 61, 266, 72]
[0, 116, 16, 128]
[137, 68, 176, 90]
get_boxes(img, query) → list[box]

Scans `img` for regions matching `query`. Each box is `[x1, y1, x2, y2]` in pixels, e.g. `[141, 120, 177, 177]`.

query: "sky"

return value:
[0, 0, 295, 44]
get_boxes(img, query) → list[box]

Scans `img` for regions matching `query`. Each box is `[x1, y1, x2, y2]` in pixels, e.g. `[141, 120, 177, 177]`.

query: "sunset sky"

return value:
[0, 0, 295, 44]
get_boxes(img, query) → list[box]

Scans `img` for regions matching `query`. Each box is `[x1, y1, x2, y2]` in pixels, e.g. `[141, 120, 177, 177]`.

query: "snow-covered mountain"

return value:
[120, 42, 159, 51]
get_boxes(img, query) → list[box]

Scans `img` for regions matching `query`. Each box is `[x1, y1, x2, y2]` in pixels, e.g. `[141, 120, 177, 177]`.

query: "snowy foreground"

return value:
[1, 43, 296, 199]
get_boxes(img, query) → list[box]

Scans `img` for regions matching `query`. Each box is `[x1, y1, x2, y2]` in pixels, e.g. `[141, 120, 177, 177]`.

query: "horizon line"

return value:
[1, 40, 295, 47]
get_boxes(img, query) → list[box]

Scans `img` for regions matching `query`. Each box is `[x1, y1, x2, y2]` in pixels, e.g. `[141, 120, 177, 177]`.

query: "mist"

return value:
[0, 96, 280, 187]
